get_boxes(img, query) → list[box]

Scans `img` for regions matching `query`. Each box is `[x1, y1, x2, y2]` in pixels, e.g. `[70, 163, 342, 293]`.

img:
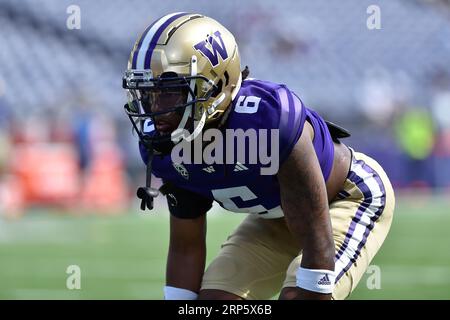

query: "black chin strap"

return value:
[136, 145, 160, 211]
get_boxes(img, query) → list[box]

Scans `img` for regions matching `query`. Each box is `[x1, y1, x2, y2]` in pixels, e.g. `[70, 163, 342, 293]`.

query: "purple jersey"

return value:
[139, 79, 335, 219]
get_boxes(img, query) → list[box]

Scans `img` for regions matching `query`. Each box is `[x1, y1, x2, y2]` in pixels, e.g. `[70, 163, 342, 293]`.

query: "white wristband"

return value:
[164, 286, 198, 300]
[296, 267, 336, 294]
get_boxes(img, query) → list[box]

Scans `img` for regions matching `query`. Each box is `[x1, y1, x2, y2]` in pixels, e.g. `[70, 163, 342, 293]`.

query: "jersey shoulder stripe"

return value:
[228, 79, 307, 164]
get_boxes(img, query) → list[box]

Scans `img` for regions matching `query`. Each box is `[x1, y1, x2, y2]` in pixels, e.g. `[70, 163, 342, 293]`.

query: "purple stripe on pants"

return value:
[334, 158, 386, 283]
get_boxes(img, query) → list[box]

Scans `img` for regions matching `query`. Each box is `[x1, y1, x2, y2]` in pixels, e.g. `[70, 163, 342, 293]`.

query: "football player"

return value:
[122, 13, 395, 300]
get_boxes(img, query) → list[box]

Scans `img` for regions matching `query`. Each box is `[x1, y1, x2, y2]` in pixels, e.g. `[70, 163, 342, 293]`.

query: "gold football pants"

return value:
[201, 150, 395, 299]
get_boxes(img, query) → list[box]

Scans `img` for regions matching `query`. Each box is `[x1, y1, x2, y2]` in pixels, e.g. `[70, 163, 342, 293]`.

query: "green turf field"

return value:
[0, 194, 449, 300]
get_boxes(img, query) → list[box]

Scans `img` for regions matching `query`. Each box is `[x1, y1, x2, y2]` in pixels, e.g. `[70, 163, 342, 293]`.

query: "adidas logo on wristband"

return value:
[318, 275, 331, 286]
[296, 267, 336, 294]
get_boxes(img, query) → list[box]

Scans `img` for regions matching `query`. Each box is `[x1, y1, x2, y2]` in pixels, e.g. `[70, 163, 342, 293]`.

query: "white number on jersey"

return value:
[234, 95, 261, 114]
[211, 186, 268, 214]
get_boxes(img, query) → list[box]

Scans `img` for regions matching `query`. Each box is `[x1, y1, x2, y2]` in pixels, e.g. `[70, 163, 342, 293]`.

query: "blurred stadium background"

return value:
[0, 0, 449, 299]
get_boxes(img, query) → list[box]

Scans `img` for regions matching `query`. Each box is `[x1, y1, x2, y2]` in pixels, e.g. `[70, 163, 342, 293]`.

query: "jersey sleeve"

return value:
[160, 181, 213, 219]
[229, 80, 307, 167]
[275, 86, 307, 164]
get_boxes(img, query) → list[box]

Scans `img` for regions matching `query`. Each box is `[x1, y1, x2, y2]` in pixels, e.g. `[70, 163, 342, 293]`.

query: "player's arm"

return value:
[166, 213, 206, 299]
[277, 122, 335, 300]
[161, 184, 212, 300]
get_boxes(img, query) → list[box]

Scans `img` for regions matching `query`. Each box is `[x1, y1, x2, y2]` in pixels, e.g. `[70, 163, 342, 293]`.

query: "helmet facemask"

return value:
[123, 56, 218, 155]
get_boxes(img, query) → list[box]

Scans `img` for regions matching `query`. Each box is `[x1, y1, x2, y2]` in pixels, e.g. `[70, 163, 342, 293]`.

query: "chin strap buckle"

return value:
[136, 186, 160, 211]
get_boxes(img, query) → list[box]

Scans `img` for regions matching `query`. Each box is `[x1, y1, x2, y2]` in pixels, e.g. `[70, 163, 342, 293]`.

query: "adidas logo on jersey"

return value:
[233, 162, 248, 172]
[203, 166, 215, 173]
[318, 275, 331, 286]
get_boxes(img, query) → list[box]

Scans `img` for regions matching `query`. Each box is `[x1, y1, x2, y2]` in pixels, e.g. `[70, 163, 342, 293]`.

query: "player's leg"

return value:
[280, 150, 395, 299]
[199, 214, 300, 300]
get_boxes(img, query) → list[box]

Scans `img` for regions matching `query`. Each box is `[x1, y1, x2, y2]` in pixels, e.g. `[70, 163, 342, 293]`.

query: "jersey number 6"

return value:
[234, 95, 261, 114]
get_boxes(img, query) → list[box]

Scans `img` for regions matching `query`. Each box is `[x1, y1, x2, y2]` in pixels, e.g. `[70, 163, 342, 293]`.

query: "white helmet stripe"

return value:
[135, 12, 185, 69]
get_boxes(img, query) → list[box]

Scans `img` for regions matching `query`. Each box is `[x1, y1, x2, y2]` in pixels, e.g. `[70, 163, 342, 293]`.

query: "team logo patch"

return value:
[193, 30, 228, 67]
[172, 162, 189, 180]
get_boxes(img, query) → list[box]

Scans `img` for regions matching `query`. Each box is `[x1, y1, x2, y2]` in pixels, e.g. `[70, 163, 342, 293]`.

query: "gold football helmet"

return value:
[123, 12, 242, 153]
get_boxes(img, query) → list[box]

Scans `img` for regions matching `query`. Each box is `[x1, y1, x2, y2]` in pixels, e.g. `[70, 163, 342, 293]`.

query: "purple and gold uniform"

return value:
[139, 79, 395, 299]
[140, 79, 334, 219]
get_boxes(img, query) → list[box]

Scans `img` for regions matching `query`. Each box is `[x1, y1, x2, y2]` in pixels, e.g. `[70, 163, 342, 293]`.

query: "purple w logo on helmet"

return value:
[193, 31, 228, 67]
